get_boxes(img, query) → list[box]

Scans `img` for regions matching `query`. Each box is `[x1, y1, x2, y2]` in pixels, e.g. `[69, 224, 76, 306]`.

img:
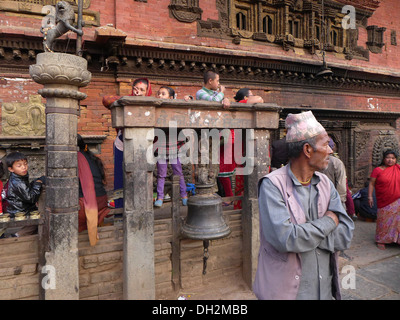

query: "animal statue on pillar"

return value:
[41, 1, 83, 52]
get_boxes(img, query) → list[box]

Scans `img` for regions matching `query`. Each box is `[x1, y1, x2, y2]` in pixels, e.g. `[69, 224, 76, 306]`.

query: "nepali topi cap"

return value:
[285, 111, 326, 142]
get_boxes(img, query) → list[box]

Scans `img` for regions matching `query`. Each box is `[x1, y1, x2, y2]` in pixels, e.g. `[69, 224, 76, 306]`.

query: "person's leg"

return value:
[170, 158, 187, 199]
[170, 158, 188, 205]
[219, 176, 233, 197]
[156, 159, 168, 201]
[114, 145, 124, 209]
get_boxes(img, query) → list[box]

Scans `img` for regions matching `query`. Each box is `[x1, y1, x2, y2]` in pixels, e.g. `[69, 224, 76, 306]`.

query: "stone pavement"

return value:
[338, 219, 400, 300]
[175, 219, 400, 300]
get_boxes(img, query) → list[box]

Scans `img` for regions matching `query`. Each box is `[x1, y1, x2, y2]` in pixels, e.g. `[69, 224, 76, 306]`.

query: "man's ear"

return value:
[303, 143, 312, 159]
[8, 167, 14, 173]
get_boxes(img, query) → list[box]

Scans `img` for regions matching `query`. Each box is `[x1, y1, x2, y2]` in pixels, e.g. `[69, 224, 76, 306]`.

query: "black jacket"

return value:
[1, 172, 42, 217]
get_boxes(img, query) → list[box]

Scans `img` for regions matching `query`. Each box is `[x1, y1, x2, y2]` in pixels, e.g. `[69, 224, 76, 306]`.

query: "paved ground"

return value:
[175, 219, 400, 300]
[338, 219, 400, 300]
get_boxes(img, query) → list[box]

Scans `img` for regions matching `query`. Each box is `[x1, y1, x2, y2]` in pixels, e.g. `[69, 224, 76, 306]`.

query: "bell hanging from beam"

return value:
[182, 129, 231, 240]
[181, 186, 230, 240]
[181, 130, 231, 274]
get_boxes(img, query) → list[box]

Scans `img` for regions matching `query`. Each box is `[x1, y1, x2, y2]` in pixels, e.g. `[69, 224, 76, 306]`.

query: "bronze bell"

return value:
[181, 185, 231, 275]
[181, 131, 232, 274]
[181, 189, 230, 240]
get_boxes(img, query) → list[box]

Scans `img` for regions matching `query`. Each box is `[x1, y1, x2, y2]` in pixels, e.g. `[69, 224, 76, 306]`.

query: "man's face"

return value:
[9, 159, 28, 176]
[208, 74, 220, 91]
[308, 131, 332, 171]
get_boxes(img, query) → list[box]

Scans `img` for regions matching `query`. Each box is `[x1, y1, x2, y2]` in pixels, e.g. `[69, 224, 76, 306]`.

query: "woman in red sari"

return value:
[368, 149, 400, 250]
[77, 135, 109, 246]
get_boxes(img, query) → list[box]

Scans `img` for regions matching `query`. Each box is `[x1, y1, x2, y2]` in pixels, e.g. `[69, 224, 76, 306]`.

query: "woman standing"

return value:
[232, 88, 264, 209]
[368, 149, 400, 250]
[77, 134, 109, 246]
[102, 78, 152, 208]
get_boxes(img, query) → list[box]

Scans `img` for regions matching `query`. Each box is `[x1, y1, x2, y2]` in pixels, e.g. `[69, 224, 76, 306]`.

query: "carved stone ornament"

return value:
[169, 0, 203, 23]
[372, 132, 400, 167]
[0, 1, 98, 27]
[29, 55, 91, 87]
[355, 130, 370, 160]
[41, 1, 83, 52]
[0, 0, 91, 9]
[2, 95, 45, 136]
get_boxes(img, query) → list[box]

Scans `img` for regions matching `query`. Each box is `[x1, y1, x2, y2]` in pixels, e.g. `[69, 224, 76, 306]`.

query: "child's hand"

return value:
[222, 97, 230, 109]
[37, 176, 46, 185]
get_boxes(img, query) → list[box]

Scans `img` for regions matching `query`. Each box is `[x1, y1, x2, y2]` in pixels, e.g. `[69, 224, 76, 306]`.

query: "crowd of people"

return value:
[101, 70, 265, 209]
[0, 70, 399, 299]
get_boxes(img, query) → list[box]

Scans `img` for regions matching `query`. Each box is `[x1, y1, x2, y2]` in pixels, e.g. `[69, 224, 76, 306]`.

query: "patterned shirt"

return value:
[196, 87, 224, 102]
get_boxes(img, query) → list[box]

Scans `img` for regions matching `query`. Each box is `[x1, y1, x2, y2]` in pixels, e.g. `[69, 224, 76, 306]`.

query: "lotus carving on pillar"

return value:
[29, 64, 91, 86]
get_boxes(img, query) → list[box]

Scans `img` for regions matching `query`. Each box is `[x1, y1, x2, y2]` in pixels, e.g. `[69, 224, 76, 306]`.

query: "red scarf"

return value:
[102, 78, 152, 109]
[372, 164, 400, 208]
[78, 152, 98, 246]
[131, 78, 152, 96]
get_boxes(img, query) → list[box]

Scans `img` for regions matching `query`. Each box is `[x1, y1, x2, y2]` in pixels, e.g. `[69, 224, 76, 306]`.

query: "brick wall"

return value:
[0, 235, 40, 300]
[78, 225, 123, 300]
[1, 0, 400, 73]
[0, 208, 244, 300]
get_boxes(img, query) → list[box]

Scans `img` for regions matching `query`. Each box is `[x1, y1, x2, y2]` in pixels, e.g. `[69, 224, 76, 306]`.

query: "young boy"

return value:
[1, 152, 45, 225]
[196, 70, 230, 109]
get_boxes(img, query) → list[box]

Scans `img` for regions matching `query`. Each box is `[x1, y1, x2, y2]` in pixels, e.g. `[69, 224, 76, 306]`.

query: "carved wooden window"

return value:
[315, 25, 321, 43]
[262, 15, 273, 35]
[227, 0, 363, 57]
[367, 25, 386, 53]
[233, 2, 252, 33]
[289, 17, 301, 39]
[236, 12, 247, 30]
[331, 30, 338, 47]
[195, 0, 380, 60]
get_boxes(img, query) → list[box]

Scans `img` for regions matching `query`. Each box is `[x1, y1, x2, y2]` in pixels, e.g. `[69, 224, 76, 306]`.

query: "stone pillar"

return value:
[123, 127, 155, 300]
[30, 53, 91, 300]
[242, 129, 270, 288]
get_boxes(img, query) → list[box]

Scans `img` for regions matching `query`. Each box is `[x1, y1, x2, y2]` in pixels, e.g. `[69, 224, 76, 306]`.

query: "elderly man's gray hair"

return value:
[287, 136, 318, 159]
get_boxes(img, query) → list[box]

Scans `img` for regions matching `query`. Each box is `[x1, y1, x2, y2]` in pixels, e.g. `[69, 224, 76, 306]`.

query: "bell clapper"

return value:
[202, 240, 210, 275]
